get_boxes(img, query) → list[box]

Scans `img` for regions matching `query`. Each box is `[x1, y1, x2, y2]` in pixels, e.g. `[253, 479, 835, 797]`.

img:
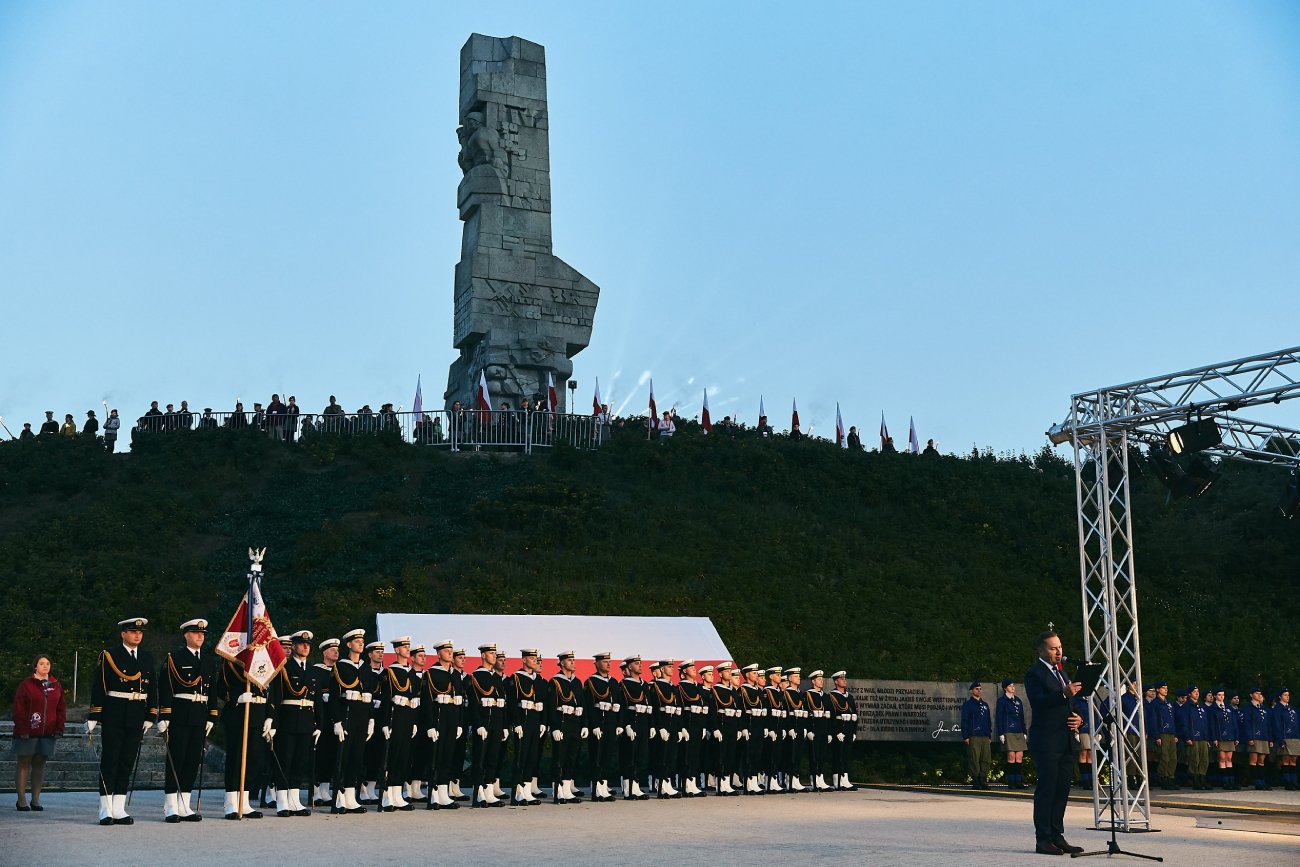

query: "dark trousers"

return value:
[99, 723, 144, 795]
[364, 724, 385, 783]
[314, 731, 337, 788]
[552, 718, 582, 782]
[620, 719, 650, 784]
[431, 713, 459, 785]
[787, 725, 806, 777]
[515, 719, 543, 784]
[469, 717, 504, 789]
[164, 723, 206, 793]
[588, 715, 617, 783]
[275, 732, 312, 789]
[408, 729, 430, 783]
[384, 730, 412, 788]
[1032, 747, 1075, 844]
[336, 711, 369, 791]
[222, 708, 266, 792]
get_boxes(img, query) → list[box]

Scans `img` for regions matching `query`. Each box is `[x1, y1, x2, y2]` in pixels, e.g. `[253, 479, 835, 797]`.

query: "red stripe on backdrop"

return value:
[380, 655, 733, 682]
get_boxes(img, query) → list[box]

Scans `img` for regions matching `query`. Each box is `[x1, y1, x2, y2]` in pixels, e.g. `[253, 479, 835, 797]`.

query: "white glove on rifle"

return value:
[142, 721, 153, 734]
[736, 730, 745, 741]
[713, 729, 722, 741]
[313, 729, 321, 745]
[580, 727, 589, 739]
[366, 719, 375, 741]
[86, 720, 97, 736]
[236, 692, 253, 705]
[594, 728, 602, 740]
[205, 721, 214, 736]
[836, 732, 845, 742]
[514, 725, 524, 738]
[539, 724, 546, 737]
[155, 720, 169, 735]
[412, 724, 417, 737]
[334, 722, 346, 742]
[457, 727, 463, 739]
[383, 726, 392, 740]
[659, 728, 669, 742]
[427, 727, 438, 741]
[262, 718, 275, 742]
[552, 730, 564, 742]
[501, 729, 509, 742]
[477, 726, 488, 740]
[627, 728, 637, 741]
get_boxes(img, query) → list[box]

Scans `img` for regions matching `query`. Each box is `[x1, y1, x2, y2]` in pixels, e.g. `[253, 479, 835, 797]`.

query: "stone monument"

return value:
[444, 34, 600, 412]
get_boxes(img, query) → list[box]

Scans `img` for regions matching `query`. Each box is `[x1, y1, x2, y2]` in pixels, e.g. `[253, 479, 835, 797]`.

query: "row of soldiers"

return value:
[89, 617, 862, 824]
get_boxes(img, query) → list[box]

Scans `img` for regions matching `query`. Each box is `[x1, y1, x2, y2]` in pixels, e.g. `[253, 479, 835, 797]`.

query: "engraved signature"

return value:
[932, 720, 962, 739]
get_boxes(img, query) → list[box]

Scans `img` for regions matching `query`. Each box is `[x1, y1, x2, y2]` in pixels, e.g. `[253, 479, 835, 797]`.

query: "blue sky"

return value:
[3, 2, 1299, 452]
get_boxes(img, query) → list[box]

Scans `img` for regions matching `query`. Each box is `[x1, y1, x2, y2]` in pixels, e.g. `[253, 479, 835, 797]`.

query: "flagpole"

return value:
[238, 568, 254, 819]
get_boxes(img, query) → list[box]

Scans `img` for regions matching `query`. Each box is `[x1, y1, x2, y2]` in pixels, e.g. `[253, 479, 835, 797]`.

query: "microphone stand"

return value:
[1072, 710, 1162, 861]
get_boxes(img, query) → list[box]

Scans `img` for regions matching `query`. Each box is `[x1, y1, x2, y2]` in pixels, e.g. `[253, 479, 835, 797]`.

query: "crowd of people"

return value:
[958, 675, 1300, 793]
[77, 616, 862, 825]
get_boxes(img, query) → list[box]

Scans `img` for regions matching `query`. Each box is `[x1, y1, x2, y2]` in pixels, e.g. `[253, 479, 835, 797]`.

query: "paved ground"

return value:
[1, 788, 1296, 865]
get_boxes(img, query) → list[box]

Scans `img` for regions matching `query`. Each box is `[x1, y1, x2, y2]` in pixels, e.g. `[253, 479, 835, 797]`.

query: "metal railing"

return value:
[130, 409, 610, 453]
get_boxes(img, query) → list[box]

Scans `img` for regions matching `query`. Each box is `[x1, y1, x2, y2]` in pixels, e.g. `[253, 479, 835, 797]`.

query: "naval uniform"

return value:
[91, 644, 159, 799]
[406, 667, 429, 791]
[214, 659, 272, 798]
[362, 664, 387, 797]
[827, 688, 858, 784]
[419, 664, 464, 793]
[739, 681, 767, 790]
[504, 670, 546, 794]
[649, 678, 681, 791]
[546, 673, 585, 796]
[375, 664, 419, 801]
[618, 676, 652, 793]
[678, 678, 707, 791]
[782, 685, 808, 785]
[329, 657, 378, 798]
[310, 663, 337, 800]
[804, 688, 828, 787]
[763, 684, 786, 783]
[157, 643, 216, 800]
[466, 666, 507, 803]
[710, 682, 741, 789]
[583, 673, 620, 795]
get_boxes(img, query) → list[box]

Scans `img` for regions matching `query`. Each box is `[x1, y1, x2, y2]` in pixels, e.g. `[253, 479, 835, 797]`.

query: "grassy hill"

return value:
[2, 426, 1297, 707]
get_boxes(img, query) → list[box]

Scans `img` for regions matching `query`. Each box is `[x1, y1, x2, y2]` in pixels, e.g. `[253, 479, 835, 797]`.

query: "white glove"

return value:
[659, 728, 669, 741]
[142, 720, 153, 734]
[681, 730, 690, 742]
[501, 729, 509, 742]
[236, 692, 253, 705]
[851, 732, 857, 741]
[412, 724, 417, 737]
[714, 729, 722, 741]
[552, 730, 564, 742]
[514, 725, 524, 738]
[427, 727, 438, 741]
[769, 731, 778, 742]
[1000, 735, 1006, 744]
[313, 729, 321, 745]
[477, 726, 488, 740]
[156, 720, 169, 735]
[581, 727, 589, 739]
[826, 735, 832, 743]
[616, 726, 624, 736]
[627, 728, 637, 741]
[736, 730, 744, 741]
[334, 722, 346, 741]
[366, 719, 375, 741]
[457, 727, 463, 739]
[383, 726, 392, 740]
[836, 732, 845, 742]
[806, 731, 814, 741]
[262, 718, 274, 741]
[788, 728, 796, 739]
[86, 720, 98, 736]
[594, 728, 603, 740]
[539, 724, 546, 737]
[205, 721, 214, 736]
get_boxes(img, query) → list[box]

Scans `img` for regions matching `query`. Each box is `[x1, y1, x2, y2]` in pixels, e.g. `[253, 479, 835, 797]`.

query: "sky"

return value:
[3, 2, 1299, 453]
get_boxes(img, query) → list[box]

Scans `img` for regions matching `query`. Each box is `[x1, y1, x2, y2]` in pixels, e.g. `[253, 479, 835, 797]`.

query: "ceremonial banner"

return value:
[648, 379, 658, 429]
[592, 377, 602, 415]
[216, 571, 287, 688]
[909, 416, 920, 454]
[701, 389, 712, 434]
[880, 412, 890, 450]
[791, 398, 800, 431]
[835, 402, 845, 447]
[547, 371, 558, 413]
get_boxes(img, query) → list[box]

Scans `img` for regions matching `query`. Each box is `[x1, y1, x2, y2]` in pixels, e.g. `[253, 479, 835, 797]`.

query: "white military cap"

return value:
[342, 628, 366, 642]
[119, 617, 148, 629]
[318, 638, 340, 651]
[180, 618, 207, 632]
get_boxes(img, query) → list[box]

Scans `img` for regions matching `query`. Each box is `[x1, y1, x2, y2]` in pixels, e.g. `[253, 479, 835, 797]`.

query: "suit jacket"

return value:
[1024, 659, 1073, 756]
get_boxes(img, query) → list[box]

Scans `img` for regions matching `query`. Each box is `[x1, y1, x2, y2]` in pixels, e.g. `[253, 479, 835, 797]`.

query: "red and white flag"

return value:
[835, 402, 845, 448]
[592, 377, 602, 416]
[880, 412, 890, 450]
[546, 371, 558, 413]
[412, 375, 423, 419]
[476, 370, 492, 426]
[791, 398, 800, 431]
[701, 389, 712, 434]
[648, 379, 658, 430]
[758, 395, 766, 424]
[909, 416, 920, 454]
[217, 569, 287, 689]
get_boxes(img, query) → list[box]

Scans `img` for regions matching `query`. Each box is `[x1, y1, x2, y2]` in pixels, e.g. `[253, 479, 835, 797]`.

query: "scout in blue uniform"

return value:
[961, 682, 992, 789]
[996, 679, 1027, 789]
[1177, 685, 1211, 789]
[1209, 687, 1239, 789]
[89, 617, 158, 826]
[1148, 682, 1179, 789]
[156, 618, 216, 822]
[1269, 687, 1298, 790]
[1241, 687, 1272, 789]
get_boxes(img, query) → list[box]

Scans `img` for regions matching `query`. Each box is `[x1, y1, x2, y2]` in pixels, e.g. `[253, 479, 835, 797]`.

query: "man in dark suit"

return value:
[1024, 630, 1084, 856]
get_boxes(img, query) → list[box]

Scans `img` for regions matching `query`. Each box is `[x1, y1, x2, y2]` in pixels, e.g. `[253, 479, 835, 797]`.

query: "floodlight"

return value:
[1168, 418, 1221, 455]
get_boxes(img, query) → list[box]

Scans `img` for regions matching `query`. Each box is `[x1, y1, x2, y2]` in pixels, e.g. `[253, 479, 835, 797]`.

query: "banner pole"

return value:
[239, 681, 251, 819]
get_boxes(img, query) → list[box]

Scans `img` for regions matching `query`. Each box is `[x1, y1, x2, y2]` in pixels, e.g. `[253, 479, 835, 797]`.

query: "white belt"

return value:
[344, 690, 367, 702]
[173, 693, 209, 704]
[454, 695, 463, 705]
[689, 705, 702, 714]
[847, 713, 858, 722]
[240, 696, 268, 705]
[392, 695, 414, 708]
[480, 697, 505, 708]
[520, 700, 540, 711]
[597, 701, 611, 712]
[283, 699, 314, 708]
[637, 704, 652, 714]
[437, 693, 452, 704]
[612, 703, 620, 712]
[108, 691, 147, 701]
[561, 705, 575, 715]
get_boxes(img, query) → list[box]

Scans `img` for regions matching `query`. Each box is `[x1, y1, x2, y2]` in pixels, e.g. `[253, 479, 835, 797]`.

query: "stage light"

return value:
[1168, 418, 1221, 455]
[1280, 475, 1300, 519]
[1147, 447, 1219, 500]
[1047, 424, 1072, 446]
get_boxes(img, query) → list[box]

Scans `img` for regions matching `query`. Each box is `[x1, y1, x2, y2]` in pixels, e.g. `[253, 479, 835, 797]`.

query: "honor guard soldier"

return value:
[699, 664, 731, 794]
[418, 639, 463, 809]
[649, 659, 682, 798]
[827, 671, 858, 790]
[310, 638, 339, 806]
[1179, 685, 1211, 790]
[617, 656, 652, 800]
[329, 628, 377, 814]
[1269, 688, 1298, 790]
[157, 618, 216, 822]
[781, 667, 809, 792]
[804, 670, 833, 791]
[709, 663, 743, 795]
[722, 664, 747, 793]
[996, 679, 1027, 789]
[259, 635, 294, 808]
[547, 650, 586, 804]
[583, 651, 620, 802]
[503, 648, 545, 805]
[375, 636, 418, 811]
[677, 660, 707, 797]
[360, 640, 387, 804]
[449, 648, 471, 801]
[89, 617, 158, 826]
[270, 630, 317, 816]
[762, 667, 786, 792]
[214, 640, 274, 819]
[405, 644, 428, 803]
[467, 643, 507, 807]
[961, 682, 992, 789]
[739, 664, 766, 793]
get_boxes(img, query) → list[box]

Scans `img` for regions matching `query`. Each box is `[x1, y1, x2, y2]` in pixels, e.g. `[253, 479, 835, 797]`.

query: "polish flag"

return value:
[758, 395, 766, 425]
[592, 377, 602, 415]
[412, 375, 423, 419]
[909, 416, 920, 454]
[880, 412, 890, 450]
[649, 379, 658, 430]
[835, 403, 845, 448]
[217, 563, 287, 689]
[547, 371, 558, 414]
[477, 370, 492, 426]
[701, 389, 712, 434]
[791, 398, 800, 431]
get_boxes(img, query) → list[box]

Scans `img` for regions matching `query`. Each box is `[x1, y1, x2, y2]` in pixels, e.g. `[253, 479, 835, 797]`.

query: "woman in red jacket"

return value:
[12, 654, 66, 811]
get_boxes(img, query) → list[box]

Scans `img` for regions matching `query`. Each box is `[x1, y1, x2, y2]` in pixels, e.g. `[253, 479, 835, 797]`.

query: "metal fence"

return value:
[131, 409, 610, 453]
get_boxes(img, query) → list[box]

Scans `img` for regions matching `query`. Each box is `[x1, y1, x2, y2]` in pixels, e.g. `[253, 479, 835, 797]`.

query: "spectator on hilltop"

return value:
[103, 409, 120, 452]
[82, 410, 99, 437]
[285, 395, 300, 443]
[756, 414, 773, 438]
[163, 403, 178, 432]
[198, 407, 218, 430]
[267, 394, 287, 441]
[142, 400, 164, 433]
[657, 410, 676, 441]
[882, 436, 897, 454]
[227, 401, 248, 429]
[178, 400, 194, 431]
[924, 438, 940, 457]
[323, 395, 345, 434]
[39, 411, 58, 437]
[846, 425, 862, 450]
[60, 414, 76, 437]
[251, 402, 265, 431]
[789, 418, 804, 441]
[20, 423, 35, 441]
